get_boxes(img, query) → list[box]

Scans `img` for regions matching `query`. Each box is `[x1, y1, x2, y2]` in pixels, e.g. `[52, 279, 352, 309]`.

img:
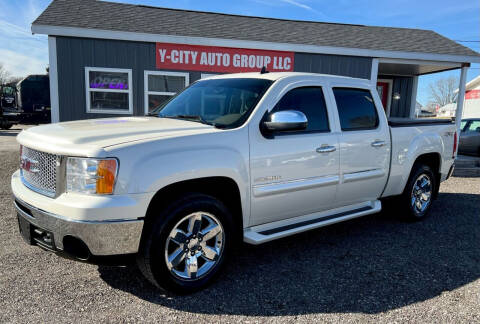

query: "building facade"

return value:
[33, 0, 480, 123]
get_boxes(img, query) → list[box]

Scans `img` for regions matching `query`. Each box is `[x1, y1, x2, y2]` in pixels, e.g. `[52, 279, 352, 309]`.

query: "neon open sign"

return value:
[90, 82, 128, 89]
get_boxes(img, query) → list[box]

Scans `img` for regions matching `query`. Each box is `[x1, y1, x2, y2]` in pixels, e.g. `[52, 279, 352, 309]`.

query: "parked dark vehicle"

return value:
[1, 84, 16, 109]
[459, 118, 480, 156]
[16, 74, 51, 123]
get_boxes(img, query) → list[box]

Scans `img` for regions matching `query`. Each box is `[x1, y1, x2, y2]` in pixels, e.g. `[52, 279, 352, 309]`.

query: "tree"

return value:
[428, 76, 459, 107]
[8, 76, 23, 84]
[0, 63, 10, 84]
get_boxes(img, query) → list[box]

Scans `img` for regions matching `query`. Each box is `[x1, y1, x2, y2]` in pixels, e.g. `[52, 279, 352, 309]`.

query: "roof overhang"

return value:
[377, 58, 464, 76]
[32, 24, 480, 65]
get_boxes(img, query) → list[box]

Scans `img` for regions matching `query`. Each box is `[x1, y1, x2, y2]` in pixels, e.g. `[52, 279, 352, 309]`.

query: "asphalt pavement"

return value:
[1, 127, 480, 323]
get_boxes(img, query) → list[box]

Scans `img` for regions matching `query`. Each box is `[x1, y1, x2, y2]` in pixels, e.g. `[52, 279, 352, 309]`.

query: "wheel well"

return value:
[413, 153, 441, 174]
[145, 177, 243, 241]
[412, 153, 441, 197]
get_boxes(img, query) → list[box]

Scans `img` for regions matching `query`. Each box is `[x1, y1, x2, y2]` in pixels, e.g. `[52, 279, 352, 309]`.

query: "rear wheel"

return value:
[137, 193, 233, 294]
[400, 164, 436, 220]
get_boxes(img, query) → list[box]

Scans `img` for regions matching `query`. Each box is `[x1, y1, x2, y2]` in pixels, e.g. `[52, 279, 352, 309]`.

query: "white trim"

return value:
[32, 24, 480, 64]
[455, 66, 469, 135]
[377, 79, 393, 117]
[85, 67, 133, 115]
[409, 76, 419, 118]
[47, 36, 60, 123]
[143, 70, 189, 114]
[370, 58, 379, 85]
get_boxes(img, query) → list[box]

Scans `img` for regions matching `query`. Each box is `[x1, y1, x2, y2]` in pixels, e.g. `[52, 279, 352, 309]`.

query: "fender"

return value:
[383, 128, 445, 197]
[106, 129, 251, 226]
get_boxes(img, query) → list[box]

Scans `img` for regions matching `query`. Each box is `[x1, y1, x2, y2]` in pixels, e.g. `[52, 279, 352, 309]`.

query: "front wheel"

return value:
[137, 193, 234, 294]
[400, 164, 436, 220]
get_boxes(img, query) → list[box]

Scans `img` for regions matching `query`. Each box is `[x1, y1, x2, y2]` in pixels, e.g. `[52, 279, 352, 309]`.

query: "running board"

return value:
[244, 200, 382, 245]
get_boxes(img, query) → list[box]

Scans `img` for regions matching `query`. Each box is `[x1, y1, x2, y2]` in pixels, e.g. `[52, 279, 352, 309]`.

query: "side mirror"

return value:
[263, 110, 308, 132]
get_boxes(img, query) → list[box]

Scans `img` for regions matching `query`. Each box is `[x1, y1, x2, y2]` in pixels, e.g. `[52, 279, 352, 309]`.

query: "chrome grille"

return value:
[20, 146, 57, 197]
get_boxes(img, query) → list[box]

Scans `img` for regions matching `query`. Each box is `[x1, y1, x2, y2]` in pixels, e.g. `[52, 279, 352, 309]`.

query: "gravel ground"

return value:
[1, 130, 480, 323]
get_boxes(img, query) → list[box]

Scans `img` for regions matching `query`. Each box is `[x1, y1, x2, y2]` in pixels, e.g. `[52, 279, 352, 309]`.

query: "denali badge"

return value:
[254, 175, 282, 183]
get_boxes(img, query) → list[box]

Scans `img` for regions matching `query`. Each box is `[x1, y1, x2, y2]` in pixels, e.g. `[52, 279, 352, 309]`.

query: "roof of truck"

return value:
[201, 72, 367, 82]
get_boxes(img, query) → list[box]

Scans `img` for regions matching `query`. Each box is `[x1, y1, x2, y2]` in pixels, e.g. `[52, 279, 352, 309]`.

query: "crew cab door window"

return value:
[271, 87, 329, 132]
[333, 88, 379, 131]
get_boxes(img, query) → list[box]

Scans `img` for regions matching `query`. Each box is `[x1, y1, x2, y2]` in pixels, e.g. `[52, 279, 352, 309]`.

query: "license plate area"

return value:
[17, 214, 56, 251]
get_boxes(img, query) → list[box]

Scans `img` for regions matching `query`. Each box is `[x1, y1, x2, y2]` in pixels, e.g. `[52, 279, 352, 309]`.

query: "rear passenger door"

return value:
[329, 87, 390, 208]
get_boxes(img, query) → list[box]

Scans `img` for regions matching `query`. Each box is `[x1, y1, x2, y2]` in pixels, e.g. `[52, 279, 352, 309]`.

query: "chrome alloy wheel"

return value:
[411, 174, 432, 214]
[165, 212, 224, 280]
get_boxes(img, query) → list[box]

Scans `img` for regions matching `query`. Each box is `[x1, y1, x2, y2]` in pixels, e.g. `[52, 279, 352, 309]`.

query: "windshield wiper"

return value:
[160, 114, 216, 127]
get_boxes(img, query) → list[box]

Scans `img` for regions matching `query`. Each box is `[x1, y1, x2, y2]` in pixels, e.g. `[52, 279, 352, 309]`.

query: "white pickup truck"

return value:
[12, 72, 457, 293]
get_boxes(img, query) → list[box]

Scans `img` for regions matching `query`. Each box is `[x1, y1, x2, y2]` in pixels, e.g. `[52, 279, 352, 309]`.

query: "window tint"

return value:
[467, 120, 480, 132]
[272, 87, 329, 132]
[333, 88, 379, 131]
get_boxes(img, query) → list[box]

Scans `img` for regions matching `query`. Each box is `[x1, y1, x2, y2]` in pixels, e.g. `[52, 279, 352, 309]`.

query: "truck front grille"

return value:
[20, 146, 57, 197]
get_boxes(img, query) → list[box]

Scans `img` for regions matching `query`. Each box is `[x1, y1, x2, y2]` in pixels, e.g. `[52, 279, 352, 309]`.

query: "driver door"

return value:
[249, 85, 340, 226]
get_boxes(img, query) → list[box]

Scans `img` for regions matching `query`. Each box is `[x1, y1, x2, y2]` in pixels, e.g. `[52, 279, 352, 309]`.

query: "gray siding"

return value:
[381, 76, 414, 118]
[57, 37, 195, 121]
[294, 53, 372, 79]
[56, 37, 373, 121]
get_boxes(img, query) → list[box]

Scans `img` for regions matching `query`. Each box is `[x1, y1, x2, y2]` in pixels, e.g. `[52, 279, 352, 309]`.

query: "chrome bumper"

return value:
[13, 197, 144, 256]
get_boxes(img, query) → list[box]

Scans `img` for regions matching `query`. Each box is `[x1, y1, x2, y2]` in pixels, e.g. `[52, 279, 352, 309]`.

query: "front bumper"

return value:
[11, 170, 148, 256]
[14, 197, 144, 256]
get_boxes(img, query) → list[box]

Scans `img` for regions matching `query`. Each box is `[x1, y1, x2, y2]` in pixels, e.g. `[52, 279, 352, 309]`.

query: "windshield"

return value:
[150, 78, 273, 128]
[2, 86, 15, 95]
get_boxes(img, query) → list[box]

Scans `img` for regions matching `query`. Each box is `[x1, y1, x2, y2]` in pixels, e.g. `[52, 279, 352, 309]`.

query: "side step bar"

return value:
[244, 200, 381, 245]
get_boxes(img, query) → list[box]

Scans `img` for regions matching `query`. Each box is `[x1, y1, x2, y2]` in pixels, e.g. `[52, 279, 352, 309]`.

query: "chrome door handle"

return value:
[371, 140, 386, 147]
[316, 145, 336, 153]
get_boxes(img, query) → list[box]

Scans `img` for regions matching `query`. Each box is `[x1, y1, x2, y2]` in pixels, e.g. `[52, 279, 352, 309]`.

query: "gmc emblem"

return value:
[21, 156, 39, 173]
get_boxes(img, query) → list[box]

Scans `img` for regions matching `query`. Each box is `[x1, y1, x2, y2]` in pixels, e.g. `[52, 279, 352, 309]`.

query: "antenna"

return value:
[260, 66, 269, 74]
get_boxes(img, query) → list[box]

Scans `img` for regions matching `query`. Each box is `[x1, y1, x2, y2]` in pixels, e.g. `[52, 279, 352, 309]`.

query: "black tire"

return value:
[400, 163, 436, 221]
[0, 123, 13, 130]
[137, 193, 234, 294]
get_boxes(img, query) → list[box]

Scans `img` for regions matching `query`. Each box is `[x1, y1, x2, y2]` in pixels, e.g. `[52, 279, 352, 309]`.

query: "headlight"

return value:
[66, 157, 118, 194]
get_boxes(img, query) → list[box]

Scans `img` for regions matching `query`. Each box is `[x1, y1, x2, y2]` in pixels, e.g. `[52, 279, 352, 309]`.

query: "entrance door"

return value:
[376, 79, 392, 115]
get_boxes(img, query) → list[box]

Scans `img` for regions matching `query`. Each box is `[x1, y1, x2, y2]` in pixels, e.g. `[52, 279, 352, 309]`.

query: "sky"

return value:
[0, 0, 478, 105]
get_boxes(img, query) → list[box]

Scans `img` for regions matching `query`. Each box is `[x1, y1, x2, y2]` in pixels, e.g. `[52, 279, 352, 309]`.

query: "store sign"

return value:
[156, 43, 294, 73]
[465, 90, 480, 100]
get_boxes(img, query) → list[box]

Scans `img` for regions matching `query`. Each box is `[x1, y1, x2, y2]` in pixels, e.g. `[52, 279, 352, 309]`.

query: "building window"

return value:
[85, 67, 133, 114]
[144, 71, 189, 114]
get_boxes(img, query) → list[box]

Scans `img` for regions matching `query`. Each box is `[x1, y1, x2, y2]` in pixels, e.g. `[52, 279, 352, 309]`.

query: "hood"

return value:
[17, 117, 216, 156]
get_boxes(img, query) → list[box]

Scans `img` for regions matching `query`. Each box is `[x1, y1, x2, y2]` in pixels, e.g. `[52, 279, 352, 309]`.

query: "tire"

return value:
[137, 193, 234, 294]
[0, 122, 13, 130]
[400, 164, 436, 221]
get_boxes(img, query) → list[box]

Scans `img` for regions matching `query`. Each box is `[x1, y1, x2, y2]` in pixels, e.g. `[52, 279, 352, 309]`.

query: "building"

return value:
[438, 76, 480, 119]
[461, 76, 480, 119]
[32, 0, 480, 123]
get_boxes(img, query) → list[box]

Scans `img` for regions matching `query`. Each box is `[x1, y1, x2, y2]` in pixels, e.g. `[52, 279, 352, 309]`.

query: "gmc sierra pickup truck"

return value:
[12, 72, 457, 293]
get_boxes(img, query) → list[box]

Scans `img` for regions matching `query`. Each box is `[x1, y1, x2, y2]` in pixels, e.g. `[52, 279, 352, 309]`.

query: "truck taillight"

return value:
[453, 131, 457, 159]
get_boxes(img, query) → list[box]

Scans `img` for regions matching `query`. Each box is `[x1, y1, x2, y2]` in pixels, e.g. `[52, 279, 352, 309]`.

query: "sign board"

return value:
[156, 43, 294, 73]
[465, 90, 480, 100]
